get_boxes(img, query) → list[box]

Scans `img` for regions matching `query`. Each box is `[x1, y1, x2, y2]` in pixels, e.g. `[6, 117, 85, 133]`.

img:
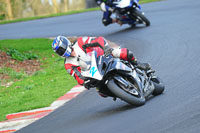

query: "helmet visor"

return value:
[56, 46, 66, 56]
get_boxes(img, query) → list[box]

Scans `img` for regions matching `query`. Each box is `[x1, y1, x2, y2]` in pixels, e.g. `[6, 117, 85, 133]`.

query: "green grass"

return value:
[140, 0, 161, 3]
[6, 49, 38, 61]
[0, 39, 77, 121]
[0, 0, 161, 25]
[0, 67, 28, 84]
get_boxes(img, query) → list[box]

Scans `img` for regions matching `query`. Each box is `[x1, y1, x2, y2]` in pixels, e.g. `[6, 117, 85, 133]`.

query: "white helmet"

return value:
[52, 36, 72, 58]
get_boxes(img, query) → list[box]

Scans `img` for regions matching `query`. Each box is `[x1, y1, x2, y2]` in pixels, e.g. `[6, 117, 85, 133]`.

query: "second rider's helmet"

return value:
[52, 36, 72, 58]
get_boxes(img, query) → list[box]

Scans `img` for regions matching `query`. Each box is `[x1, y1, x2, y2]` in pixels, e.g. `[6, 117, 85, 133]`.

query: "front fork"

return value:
[133, 0, 141, 9]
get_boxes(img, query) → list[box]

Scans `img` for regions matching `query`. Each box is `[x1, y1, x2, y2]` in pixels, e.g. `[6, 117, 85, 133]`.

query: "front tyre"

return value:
[131, 9, 150, 26]
[107, 79, 145, 106]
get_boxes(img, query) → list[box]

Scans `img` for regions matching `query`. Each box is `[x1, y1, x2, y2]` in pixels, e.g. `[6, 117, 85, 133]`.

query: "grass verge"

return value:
[0, 0, 161, 25]
[140, 0, 161, 3]
[0, 38, 77, 121]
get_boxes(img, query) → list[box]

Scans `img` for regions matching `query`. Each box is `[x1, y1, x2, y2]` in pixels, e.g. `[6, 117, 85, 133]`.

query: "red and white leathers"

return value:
[64, 36, 136, 85]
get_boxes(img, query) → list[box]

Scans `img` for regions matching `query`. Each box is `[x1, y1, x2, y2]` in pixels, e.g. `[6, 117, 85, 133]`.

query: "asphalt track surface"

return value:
[1, 0, 200, 132]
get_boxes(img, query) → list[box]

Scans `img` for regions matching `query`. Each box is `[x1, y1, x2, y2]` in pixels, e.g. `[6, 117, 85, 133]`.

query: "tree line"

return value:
[0, 0, 86, 21]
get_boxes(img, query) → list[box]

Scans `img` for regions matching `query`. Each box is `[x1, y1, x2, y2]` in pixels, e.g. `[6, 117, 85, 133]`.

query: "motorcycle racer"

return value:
[96, 0, 122, 26]
[52, 35, 150, 91]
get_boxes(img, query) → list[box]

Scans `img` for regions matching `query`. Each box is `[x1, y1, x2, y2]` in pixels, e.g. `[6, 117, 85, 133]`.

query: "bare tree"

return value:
[52, 0, 59, 13]
[5, 0, 13, 20]
[63, 0, 69, 12]
[12, 0, 24, 19]
[0, 0, 88, 21]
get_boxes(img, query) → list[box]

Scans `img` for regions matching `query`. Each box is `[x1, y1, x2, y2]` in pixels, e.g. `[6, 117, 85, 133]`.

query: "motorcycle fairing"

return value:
[106, 58, 132, 74]
[113, 0, 141, 9]
[113, 0, 132, 8]
[81, 51, 103, 80]
[113, 0, 142, 25]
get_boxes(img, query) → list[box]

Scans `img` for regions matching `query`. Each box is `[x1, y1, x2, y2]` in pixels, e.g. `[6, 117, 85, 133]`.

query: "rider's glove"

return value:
[130, 58, 138, 66]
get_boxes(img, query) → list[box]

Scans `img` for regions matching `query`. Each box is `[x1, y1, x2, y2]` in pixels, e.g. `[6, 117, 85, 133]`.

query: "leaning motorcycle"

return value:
[81, 51, 164, 106]
[112, 0, 150, 27]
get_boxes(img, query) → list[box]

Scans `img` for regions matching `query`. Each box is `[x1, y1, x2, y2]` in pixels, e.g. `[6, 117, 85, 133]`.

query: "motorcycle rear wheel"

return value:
[107, 79, 145, 106]
[151, 77, 165, 96]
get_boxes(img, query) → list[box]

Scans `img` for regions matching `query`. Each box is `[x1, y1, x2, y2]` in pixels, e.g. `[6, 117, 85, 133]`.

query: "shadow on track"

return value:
[63, 103, 136, 129]
[95, 103, 136, 115]
[105, 26, 147, 37]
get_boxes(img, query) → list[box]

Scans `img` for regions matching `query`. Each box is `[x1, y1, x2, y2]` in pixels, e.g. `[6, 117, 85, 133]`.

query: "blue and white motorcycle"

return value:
[112, 0, 150, 27]
[81, 51, 164, 106]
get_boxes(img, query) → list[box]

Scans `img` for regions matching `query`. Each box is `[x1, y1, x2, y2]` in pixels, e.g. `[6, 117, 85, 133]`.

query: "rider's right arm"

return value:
[112, 48, 137, 63]
[64, 63, 84, 85]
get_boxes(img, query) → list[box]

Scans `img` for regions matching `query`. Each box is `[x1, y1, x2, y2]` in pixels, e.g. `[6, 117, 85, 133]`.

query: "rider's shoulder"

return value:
[76, 36, 91, 43]
[64, 57, 78, 65]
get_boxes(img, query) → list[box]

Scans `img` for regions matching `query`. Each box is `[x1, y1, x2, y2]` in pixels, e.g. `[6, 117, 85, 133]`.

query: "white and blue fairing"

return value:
[113, 0, 140, 9]
[81, 51, 103, 80]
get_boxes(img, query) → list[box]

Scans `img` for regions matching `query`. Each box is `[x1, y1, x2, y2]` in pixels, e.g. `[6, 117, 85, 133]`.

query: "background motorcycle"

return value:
[82, 51, 164, 106]
[112, 0, 150, 27]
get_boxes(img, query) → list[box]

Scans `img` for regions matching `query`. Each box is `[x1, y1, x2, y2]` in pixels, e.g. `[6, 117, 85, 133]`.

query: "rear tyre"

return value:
[131, 9, 150, 26]
[151, 77, 165, 96]
[107, 79, 145, 106]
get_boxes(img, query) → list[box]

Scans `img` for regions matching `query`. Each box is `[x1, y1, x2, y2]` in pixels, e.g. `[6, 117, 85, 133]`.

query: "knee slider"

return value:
[102, 18, 112, 26]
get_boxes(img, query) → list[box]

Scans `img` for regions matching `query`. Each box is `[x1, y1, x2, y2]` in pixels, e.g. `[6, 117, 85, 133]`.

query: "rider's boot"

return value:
[131, 60, 151, 71]
[137, 62, 151, 71]
[126, 49, 151, 71]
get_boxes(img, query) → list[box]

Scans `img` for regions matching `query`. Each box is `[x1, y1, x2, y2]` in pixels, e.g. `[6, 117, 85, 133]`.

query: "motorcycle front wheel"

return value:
[107, 79, 145, 106]
[131, 9, 150, 26]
